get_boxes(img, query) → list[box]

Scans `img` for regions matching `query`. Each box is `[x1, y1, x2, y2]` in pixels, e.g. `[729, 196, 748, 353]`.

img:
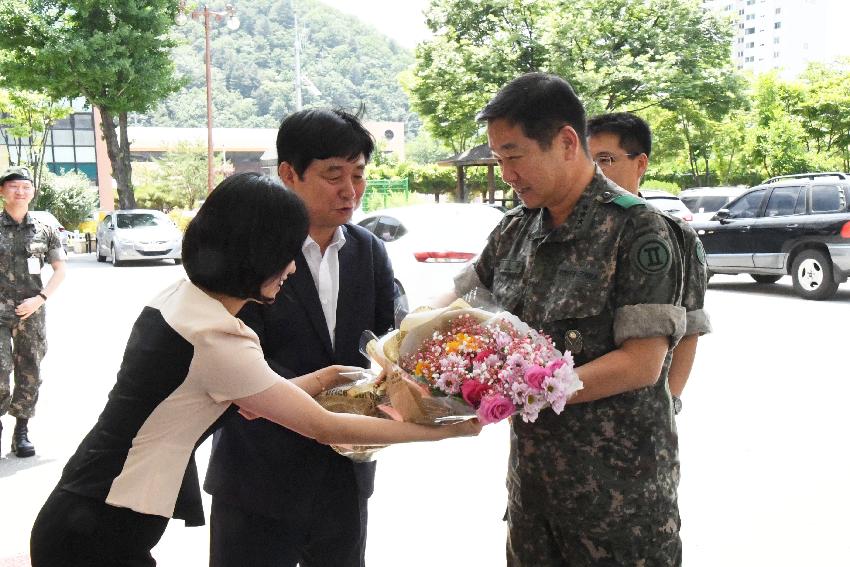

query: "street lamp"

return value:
[176, 2, 240, 195]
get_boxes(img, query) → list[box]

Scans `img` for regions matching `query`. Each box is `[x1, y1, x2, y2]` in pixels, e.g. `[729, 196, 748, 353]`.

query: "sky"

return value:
[317, 0, 433, 50]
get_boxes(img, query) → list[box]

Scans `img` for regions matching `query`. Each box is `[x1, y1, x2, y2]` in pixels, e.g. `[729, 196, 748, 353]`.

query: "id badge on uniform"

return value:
[27, 256, 41, 275]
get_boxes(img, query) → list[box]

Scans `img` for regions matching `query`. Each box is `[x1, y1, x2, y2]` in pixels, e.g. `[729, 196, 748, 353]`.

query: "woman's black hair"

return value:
[183, 172, 309, 301]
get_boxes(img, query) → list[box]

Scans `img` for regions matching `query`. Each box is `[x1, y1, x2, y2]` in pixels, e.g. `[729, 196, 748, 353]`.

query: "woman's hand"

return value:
[321, 365, 373, 390]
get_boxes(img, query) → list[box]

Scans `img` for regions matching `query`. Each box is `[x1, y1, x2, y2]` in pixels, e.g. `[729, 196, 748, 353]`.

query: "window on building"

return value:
[774, 37, 780, 44]
[746, 27, 755, 34]
[746, 13, 755, 20]
[42, 110, 98, 183]
[745, 56, 754, 63]
[774, 51, 780, 58]
[746, 42, 754, 48]
[775, 7, 781, 14]
[774, 21, 781, 29]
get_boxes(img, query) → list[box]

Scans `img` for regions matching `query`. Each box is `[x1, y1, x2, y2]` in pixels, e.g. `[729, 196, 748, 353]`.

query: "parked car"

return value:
[95, 209, 183, 267]
[356, 203, 505, 310]
[641, 189, 693, 222]
[29, 210, 69, 252]
[679, 186, 748, 222]
[692, 172, 850, 300]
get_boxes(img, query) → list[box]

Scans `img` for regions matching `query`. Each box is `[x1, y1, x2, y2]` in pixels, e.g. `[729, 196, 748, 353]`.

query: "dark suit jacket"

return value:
[203, 224, 396, 519]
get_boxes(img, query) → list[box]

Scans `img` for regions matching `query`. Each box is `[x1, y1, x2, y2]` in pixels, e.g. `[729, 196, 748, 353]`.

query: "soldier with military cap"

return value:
[453, 73, 687, 565]
[587, 111, 712, 415]
[0, 165, 66, 457]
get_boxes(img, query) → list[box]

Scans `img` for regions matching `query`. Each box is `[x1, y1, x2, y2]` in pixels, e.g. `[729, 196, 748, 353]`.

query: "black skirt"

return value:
[31, 487, 170, 567]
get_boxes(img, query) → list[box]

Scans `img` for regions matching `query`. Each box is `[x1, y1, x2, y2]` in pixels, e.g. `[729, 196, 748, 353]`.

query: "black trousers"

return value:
[209, 488, 368, 567]
[31, 488, 169, 567]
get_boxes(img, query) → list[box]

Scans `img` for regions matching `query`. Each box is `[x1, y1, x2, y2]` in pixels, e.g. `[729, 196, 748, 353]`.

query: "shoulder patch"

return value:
[612, 194, 645, 209]
[630, 234, 672, 275]
[695, 238, 707, 265]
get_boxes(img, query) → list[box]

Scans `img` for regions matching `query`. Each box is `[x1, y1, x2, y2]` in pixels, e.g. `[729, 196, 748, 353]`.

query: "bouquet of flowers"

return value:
[317, 299, 583, 454]
[389, 301, 583, 424]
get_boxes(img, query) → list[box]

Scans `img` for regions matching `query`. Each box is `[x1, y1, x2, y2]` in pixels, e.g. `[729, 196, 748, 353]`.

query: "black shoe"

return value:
[12, 418, 35, 458]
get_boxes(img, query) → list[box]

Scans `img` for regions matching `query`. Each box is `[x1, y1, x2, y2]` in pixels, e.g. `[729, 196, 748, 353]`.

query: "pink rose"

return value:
[546, 358, 567, 373]
[476, 394, 516, 424]
[524, 365, 549, 391]
[461, 380, 490, 407]
[474, 348, 495, 363]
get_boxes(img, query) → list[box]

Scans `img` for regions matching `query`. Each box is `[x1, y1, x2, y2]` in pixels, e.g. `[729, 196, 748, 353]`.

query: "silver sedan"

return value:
[96, 209, 183, 266]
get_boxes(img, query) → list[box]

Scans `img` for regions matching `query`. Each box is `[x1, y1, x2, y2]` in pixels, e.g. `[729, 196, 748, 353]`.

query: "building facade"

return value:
[703, 0, 850, 77]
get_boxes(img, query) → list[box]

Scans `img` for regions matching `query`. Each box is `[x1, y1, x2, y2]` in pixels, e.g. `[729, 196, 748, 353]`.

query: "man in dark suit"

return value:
[204, 108, 398, 567]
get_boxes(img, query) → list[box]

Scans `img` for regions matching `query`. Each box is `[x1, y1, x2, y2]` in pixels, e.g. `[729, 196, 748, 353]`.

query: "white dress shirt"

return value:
[301, 227, 346, 348]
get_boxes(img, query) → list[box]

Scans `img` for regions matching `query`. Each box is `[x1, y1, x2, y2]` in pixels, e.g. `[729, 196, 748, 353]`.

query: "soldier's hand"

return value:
[15, 296, 45, 320]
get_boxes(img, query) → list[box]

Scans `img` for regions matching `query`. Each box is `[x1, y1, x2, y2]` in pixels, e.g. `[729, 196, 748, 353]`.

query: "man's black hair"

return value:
[587, 112, 652, 158]
[477, 73, 589, 151]
[183, 172, 309, 302]
[276, 108, 375, 177]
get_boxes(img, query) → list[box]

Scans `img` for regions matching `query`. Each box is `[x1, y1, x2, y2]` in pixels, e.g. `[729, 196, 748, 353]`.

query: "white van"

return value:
[679, 186, 747, 222]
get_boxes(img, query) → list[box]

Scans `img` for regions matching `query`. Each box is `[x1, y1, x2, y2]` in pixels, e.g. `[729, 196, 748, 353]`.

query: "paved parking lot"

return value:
[2, 254, 849, 566]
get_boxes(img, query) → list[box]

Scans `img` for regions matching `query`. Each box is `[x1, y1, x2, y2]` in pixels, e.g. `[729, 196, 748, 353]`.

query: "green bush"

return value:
[35, 170, 98, 228]
[642, 179, 682, 193]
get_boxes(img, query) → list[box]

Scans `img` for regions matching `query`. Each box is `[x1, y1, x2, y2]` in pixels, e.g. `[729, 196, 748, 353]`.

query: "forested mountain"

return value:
[132, 0, 415, 128]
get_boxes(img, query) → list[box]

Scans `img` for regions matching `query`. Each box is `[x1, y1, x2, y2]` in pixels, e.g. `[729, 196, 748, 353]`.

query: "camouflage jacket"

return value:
[0, 210, 66, 304]
[648, 202, 712, 337]
[455, 171, 686, 522]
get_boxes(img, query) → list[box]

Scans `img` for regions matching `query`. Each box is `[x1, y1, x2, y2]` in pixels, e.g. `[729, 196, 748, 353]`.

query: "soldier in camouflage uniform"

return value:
[454, 74, 687, 566]
[0, 166, 67, 457]
[587, 112, 712, 415]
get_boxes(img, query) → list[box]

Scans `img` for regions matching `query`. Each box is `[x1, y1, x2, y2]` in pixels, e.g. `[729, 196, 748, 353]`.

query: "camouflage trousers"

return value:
[505, 500, 682, 567]
[0, 302, 47, 419]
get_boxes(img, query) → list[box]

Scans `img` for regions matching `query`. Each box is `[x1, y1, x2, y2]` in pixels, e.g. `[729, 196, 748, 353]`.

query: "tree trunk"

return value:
[29, 124, 51, 197]
[99, 107, 136, 209]
[680, 117, 699, 185]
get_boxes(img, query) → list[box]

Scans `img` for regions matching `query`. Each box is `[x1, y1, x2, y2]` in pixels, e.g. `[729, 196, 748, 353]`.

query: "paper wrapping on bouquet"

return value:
[370, 300, 492, 425]
[316, 379, 389, 463]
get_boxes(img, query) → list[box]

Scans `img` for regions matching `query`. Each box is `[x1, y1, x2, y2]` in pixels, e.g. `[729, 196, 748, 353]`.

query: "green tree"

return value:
[137, 0, 415, 128]
[134, 143, 232, 210]
[0, 0, 183, 209]
[410, 0, 743, 156]
[406, 127, 453, 164]
[796, 59, 850, 171]
[410, 0, 550, 153]
[0, 88, 72, 194]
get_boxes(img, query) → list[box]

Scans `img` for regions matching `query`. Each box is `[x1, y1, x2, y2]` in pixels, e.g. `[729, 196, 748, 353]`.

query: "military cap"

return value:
[0, 165, 33, 185]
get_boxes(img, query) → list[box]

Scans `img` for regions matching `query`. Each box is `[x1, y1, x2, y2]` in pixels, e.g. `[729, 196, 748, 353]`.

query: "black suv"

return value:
[692, 172, 850, 300]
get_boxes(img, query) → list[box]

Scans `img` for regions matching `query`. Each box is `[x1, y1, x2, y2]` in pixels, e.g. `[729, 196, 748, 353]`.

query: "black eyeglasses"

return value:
[594, 152, 639, 167]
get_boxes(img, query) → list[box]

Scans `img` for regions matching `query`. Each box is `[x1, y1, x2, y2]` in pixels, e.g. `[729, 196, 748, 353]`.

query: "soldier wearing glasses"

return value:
[587, 112, 712, 414]
[0, 166, 66, 457]
[454, 74, 686, 566]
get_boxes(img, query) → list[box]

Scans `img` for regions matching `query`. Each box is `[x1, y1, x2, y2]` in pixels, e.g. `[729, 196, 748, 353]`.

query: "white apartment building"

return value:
[703, 0, 850, 77]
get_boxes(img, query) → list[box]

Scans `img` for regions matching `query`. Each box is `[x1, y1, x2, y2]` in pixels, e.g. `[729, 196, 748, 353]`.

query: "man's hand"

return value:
[15, 296, 45, 320]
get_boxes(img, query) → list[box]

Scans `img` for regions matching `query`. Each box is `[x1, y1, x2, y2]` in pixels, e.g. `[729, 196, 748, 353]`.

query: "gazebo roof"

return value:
[436, 143, 497, 167]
